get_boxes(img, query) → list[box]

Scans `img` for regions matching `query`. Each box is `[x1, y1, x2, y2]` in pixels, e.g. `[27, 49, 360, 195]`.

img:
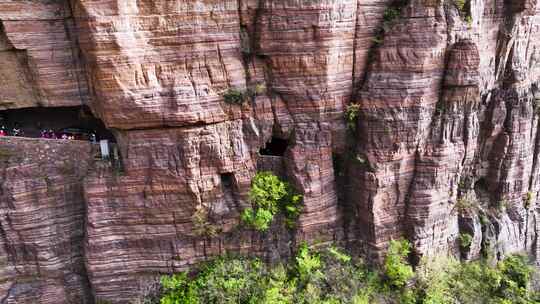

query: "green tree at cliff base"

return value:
[155, 240, 540, 304]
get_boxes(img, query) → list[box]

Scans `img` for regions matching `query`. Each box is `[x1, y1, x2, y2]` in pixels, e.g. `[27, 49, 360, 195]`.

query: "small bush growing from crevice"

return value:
[524, 191, 534, 209]
[223, 84, 267, 105]
[192, 206, 219, 238]
[241, 171, 303, 231]
[344, 103, 361, 131]
[374, 1, 409, 46]
[372, 32, 385, 45]
[495, 199, 509, 213]
[454, 197, 478, 214]
[382, 0, 408, 25]
[479, 213, 489, 226]
[222, 88, 246, 104]
[459, 233, 473, 249]
[251, 83, 267, 95]
[453, 0, 472, 24]
[383, 7, 401, 23]
[453, 0, 467, 13]
[465, 15, 473, 25]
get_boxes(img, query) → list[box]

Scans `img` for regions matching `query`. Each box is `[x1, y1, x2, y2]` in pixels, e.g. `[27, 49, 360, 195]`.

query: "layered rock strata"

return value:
[0, 1, 88, 109]
[1, 0, 540, 303]
[0, 137, 95, 303]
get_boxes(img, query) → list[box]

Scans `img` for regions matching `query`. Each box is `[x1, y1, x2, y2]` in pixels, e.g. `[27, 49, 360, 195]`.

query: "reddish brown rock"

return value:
[0, 1, 88, 109]
[1, 0, 540, 303]
[351, 0, 449, 257]
[0, 137, 95, 303]
[70, 0, 247, 129]
[508, 0, 539, 14]
[405, 39, 481, 257]
[83, 120, 292, 302]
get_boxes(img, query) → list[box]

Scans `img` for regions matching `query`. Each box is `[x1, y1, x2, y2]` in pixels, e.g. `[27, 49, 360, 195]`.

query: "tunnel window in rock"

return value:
[259, 137, 289, 156]
[0, 105, 115, 141]
[220, 172, 238, 204]
[257, 137, 288, 177]
[221, 173, 234, 188]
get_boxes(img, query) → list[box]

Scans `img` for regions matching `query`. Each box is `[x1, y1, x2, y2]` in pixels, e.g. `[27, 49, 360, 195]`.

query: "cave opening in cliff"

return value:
[0, 105, 115, 141]
[221, 173, 234, 188]
[474, 177, 487, 192]
[259, 137, 288, 156]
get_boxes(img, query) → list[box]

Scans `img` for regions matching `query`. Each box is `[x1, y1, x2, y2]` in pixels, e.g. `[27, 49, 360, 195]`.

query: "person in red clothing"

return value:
[0, 126, 6, 136]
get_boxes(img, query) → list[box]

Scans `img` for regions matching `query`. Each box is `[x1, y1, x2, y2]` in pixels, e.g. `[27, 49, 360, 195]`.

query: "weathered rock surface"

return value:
[0, 1, 88, 109]
[1, 0, 540, 303]
[70, 0, 246, 129]
[0, 137, 95, 303]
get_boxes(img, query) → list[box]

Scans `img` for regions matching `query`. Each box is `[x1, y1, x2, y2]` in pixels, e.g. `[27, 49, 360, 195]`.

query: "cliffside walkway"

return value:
[0, 136, 121, 165]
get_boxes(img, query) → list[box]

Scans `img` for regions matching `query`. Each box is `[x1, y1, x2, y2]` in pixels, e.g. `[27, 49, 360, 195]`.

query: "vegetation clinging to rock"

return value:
[453, 0, 467, 13]
[222, 83, 267, 105]
[241, 171, 303, 231]
[383, 239, 415, 289]
[459, 233, 473, 249]
[222, 88, 246, 104]
[344, 103, 360, 131]
[157, 240, 540, 304]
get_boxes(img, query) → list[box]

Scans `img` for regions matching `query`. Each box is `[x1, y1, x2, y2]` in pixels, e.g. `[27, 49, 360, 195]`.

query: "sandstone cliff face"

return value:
[0, 1, 88, 110]
[1, 0, 540, 303]
[0, 137, 95, 303]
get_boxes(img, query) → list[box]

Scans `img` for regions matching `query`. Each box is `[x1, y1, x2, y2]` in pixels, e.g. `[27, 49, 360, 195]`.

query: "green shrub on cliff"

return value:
[344, 104, 361, 131]
[383, 7, 401, 23]
[192, 207, 218, 238]
[449, 254, 537, 303]
[156, 241, 540, 304]
[241, 171, 303, 231]
[222, 88, 246, 104]
[160, 273, 198, 304]
[524, 191, 534, 209]
[383, 239, 414, 289]
[453, 0, 472, 23]
[222, 84, 267, 105]
[160, 257, 266, 304]
[158, 245, 382, 304]
[295, 243, 323, 282]
[459, 233, 473, 249]
[453, 0, 467, 13]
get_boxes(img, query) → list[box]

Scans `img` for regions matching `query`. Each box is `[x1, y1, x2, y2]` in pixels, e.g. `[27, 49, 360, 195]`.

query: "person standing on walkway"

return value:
[12, 123, 22, 137]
